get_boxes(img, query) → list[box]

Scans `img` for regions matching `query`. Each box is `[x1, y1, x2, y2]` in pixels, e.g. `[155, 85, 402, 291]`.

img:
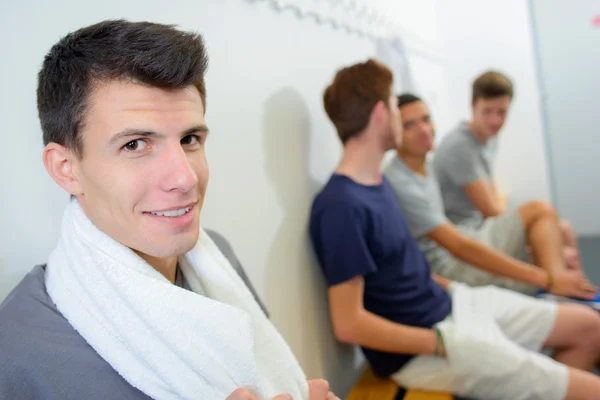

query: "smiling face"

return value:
[397, 100, 435, 157]
[50, 79, 209, 261]
[471, 95, 511, 140]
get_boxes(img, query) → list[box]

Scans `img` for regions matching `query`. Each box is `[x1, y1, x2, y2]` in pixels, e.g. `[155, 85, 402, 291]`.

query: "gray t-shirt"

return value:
[433, 122, 499, 229]
[384, 156, 452, 267]
[0, 229, 266, 400]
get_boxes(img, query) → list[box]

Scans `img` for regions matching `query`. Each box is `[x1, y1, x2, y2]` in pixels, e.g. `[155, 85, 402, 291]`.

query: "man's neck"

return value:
[397, 150, 427, 177]
[136, 251, 178, 283]
[336, 138, 386, 185]
[467, 120, 488, 144]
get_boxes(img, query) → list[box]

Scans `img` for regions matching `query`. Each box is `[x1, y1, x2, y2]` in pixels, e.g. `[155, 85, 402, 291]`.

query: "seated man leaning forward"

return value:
[384, 93, 596, 299]
[310, 58, 600, 400]
[0, 20, 337, 400]
[433, 70, 583, 271]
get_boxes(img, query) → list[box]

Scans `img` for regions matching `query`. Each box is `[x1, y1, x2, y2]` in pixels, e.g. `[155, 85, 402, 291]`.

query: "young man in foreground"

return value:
[310, 59, 600, 399]
[434, 70, 582, 271]
[384, 93, 596, 299]
[0, 20, 336, 400]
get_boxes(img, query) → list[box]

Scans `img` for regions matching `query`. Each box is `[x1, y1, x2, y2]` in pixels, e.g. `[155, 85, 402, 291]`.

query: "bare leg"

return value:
[560, 220, 582, 270]
[519, 201, 568, 274]
[542, 303, 600, 371]
[561, 220, 578, 248]
[565, 368, 600, 400]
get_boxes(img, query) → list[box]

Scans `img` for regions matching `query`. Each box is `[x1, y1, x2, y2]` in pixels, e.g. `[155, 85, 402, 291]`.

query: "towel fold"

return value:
[46, 199, 308, 399]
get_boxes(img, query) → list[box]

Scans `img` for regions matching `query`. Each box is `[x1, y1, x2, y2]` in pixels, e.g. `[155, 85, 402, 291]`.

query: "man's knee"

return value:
[580, 308, 600, 348]
[567, 305, 600, 348]
[560, 219, 575, 236]
[518, 200, 558, 226]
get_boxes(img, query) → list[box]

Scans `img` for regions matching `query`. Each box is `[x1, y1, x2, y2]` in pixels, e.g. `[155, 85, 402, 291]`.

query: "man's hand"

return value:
[225, 379, 340, 400]
[563, 247, 582, 271]
[226, 388, 291, 400]
[552, 270, 598, 300]
[308, 379, 340, 400]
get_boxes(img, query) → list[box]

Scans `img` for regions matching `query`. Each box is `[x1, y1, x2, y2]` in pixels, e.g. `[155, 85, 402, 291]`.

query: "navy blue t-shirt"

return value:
[309, 174, 452, 377]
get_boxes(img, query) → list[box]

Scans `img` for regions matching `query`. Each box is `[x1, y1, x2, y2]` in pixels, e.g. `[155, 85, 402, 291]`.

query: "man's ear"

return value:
[371, 100, 389, 125]
[42, 143, 84, 196]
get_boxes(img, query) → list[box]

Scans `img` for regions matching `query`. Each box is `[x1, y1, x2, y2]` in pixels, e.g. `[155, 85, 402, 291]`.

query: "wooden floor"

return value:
[346, 368, 453, 400]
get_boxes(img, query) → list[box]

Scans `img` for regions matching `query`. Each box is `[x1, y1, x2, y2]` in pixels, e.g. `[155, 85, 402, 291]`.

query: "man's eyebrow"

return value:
[183, 125, 210, 136]
[108, 129, 162, 146]
[108, 125, 209, 146]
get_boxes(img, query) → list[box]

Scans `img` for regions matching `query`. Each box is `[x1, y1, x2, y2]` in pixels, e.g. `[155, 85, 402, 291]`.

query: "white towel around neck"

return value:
[45, 199, 308, 400]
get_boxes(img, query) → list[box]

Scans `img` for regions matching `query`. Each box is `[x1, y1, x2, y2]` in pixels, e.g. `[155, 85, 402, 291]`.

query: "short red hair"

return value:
[323, 59, 393, 143]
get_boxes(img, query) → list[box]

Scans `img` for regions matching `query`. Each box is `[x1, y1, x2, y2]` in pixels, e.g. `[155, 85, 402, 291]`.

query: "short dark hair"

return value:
[472, 70, 513, 105]
[37, 19, 209, 158]
[323, 59, 393, 144]
[397, 93, 422, 108]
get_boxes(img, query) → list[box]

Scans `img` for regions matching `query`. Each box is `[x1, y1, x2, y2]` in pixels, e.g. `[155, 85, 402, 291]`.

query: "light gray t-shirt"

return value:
[384, 156, 452, 267]
[0, 229, 266, 400]
[433, 121, 499, 229]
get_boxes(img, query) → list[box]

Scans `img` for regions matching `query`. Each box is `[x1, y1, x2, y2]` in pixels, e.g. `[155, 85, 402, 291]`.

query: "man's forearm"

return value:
[432, 273, 452, 290]
[492, 183, 506, 214]
[345, 309, 440, 356]
[455, 238, 546, 287]
[463, 180, 503, 217]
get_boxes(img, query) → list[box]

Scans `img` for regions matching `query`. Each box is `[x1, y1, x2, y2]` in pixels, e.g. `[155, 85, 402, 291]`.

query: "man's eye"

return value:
[181, 135, 200, 145]
[123, 139, 147, 152]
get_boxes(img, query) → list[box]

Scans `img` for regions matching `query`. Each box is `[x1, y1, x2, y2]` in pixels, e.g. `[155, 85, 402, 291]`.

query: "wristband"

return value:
[433, 328, 443, 357]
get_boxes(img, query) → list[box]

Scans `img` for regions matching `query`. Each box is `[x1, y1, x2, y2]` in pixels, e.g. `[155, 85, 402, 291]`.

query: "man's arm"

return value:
[427, 223, 547, 287]
[464, 180, 503, 217]
[431, 273, 452, 290]
[328, 276, 440, 356]
[439, 141, 503, 217]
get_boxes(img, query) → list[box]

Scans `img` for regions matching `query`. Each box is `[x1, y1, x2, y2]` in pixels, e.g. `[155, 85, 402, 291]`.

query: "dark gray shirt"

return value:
[0, 230, 266, 400]
[384, 156, 453, 270]
[433, 122, 499, 229]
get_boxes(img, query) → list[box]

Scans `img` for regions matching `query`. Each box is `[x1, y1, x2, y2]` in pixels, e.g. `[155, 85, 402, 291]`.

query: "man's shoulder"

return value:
[311, 175, 365, 213]
[0, 267, 60, 377]
[384, 158, 426, 196]
[437, 124, 476, 153]
[0, 266, 56, 347]
[383, 156, 410, 183]
[0, 265, 50, 323]
[0, 266, 77, 356]
[0, 267, 151, 399]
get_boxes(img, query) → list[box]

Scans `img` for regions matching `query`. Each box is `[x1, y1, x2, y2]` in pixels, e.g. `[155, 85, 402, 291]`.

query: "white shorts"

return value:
[445, 211, 538, 295]
[392, 284, 569, 400]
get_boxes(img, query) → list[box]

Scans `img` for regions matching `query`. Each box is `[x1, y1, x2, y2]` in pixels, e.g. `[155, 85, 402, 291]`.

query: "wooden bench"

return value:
[346, 367, 453, 400]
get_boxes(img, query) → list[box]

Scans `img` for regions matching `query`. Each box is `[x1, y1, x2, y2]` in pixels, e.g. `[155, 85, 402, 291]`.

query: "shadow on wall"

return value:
[261, 88, 361, 393]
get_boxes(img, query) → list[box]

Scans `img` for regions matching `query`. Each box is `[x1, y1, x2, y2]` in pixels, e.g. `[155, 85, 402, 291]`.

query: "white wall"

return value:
[530, 0, 600, 236]
[0, 0, 440, 395]
[434, 0, 552, 208]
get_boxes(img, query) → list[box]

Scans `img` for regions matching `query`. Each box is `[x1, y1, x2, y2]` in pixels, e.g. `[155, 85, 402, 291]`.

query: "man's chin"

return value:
[136, 235, 200, 260]
[487, 128, 501, 137]
[168, 236, 200, 257]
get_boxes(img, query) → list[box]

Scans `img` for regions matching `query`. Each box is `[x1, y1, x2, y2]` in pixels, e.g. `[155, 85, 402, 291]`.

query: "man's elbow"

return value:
[481, 206, 502, 218]
[331, 316, 360, 345]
